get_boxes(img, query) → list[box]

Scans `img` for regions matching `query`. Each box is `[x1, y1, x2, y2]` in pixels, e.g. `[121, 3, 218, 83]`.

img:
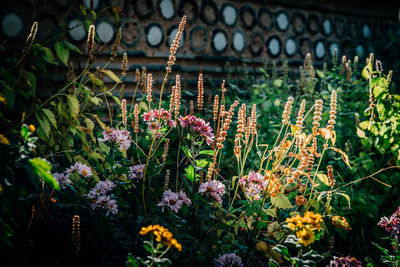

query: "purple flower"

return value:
[53, 172, 71, 189]
[378, 206, 400, 242]
[99, 128, 131, 150]
[214, 253, 243, 267]
[87, 180, 115, 199]
[142, 109, 176, 137]
[239, 171, 268, 201]
[198, 180, 225, 204]
[157, 190, 191, 213]
[66, 162, 93, 178]
[107, 199, 119, 215]
[328, 256, 362, 267]
[129, 164, 145, 181]
[179, 115, 214, 145]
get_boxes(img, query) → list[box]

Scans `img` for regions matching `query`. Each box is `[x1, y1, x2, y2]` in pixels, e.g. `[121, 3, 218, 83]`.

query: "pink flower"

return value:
[179, 115, 214, 145]
[53, 173, 71, 189]
[98, 128, 131, 150]
[239, 171, 268, 201]
[198, 180, 225, 204]
[66, 162, 92, 178]
[157, 189, 191, 213]
[142, 109, 176, 137]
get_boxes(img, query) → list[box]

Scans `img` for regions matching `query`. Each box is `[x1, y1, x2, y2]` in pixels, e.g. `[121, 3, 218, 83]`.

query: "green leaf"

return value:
[270, 193, 293, 210]
[66, 94, 80, 118]
[195, 159, 209, 168]
[42, 108, 57, 128]
[373, 86, 386, 99]
[63, 40, 82, 54]
[359, 121, 370, 130]
[362, 62, 372, 79]
[90, 96, 102, 105]
[54, 41, 69, 66]
[316, 173, 330, 186]
[357, 127, 366, 138]
[273, 79, 283, 87]
[26, 72, 37, 96]
[316, 69, 325, 79]
[101, 69, 121, 83]
[29, 158, 59, 190]
[184, 165, 195, 182]
[35, 111, 51, 138]
[199, 150, 215, 156]
[40, 46, 58, 65]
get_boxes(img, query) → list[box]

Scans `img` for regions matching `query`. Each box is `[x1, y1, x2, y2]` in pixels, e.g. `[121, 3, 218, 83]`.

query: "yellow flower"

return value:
[139, 224, 182, 251]
[296, 227, 315, 247]
[28, 124, 36, 132]
[0, 95, 7, 105]
[0, 134, 9, 145]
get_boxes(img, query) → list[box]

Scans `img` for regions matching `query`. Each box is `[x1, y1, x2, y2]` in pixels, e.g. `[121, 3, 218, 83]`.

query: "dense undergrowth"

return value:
[0, 12, 399, 267]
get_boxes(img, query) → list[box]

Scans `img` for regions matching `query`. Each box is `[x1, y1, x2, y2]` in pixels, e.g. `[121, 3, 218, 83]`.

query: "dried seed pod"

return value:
[110, 27, 121, 61]
[312, 99, 323, 128]
[146, 74, 152, 103]
[86, 25, 95, 63]
[282, 97, 294, 125]
[72, 215, 81, 257]
[23, 21, 38, 55]
[327, 90, 337, 130]
[166, 16, 186, 73]
[134, 104, 139, 133]
[122, 52, 128, 76]
[197, 73, 204, 111]
[213, 95, 219, 121]
[121, 99, 127, 126]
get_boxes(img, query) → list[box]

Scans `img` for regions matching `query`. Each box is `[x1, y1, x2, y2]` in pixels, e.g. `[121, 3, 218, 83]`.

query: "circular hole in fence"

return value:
[334, 17, 347, 37]
[249, 32, 264, 56]
[158, 0, 175, 20]
[232, 30, 246, 53]
[322, 18, 332, 36]
[1, 12, 24, 38]
[121, 18, 141, 47]
[329, 42, 339, 57]
[221, 3, 237, 27]
[299, 37, 311, 57]
[292, 12, 306, 35]
[285, 37, 297, 57]
[276, 11, 289, 31]
[362, 24, 372, 39]
[267, 35, 281, 57]
[84, 0, 101, 10]
[355, 44, 365, 57]
[68, 19, 86, 42]
[96, 19, 115, 44]
[178, 0, 198, 24]
[314, 40, 326, 59]
[212, 29, 228, 53]
[190, 25, 208, 52]
[146, 23, 164, 47]
[240, 5, 256, 30]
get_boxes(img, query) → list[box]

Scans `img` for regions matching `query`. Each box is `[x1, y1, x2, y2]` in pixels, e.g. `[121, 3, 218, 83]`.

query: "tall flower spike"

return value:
[121, 99, 127, 126]
[213, 95, 219, 121]
[122, 52, 128, 76]
[251, 104, 257, 135]
[327, 165, 335, 187]
[312, 99, 323, 128]
[197, 73, 204, 111]
[146, 74, 152, 103]
[86, 25, 95, 63]
[216, 101, 239, 149]
[345, 62, 351, 83]
[296, 99, 306, 130]
[23, 21, 38, 55]
[72, 215, 81, 257]
[162, 138, 170, 164]
[110, 27, 121, 61]
[141, 67, 147, 94]
[164, 170, 170, 190]
[134, 104, 139, 133]
[327, 90, 337, 130]
[169, 85, 176, 113]
[166, 16, 187, 73]
[135, 68, 140, 84]
[190, 100, 194, 116]
[282, 97, 294, 125]
[174, 75, 181, 118]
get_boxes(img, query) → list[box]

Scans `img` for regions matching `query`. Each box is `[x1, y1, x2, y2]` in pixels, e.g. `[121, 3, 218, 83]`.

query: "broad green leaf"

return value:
[316, 69, 325, 79]
[373, 86, 386, 99]
[40, 46, 58, 65]
[357, 127, 366, 138]
[184, 165, 195, 182]
[42, 108, 57, 128]
[359, 121, 370, 130]
[54, 41, 69, 66]
[101, 69, 121, 83]
[316, 173, 330, 186]
[270, 193, 293, 210]
[195, 159, 209, 168]
[35, 111, 51, 138]
[199, 150, 215, 156]
[139, 101, 148, 112]
[63, 40, 82, 54]
[112, 96, 121, 106]
[273, 79, 283, 87]
[90, 96, 102, 105]
[66, 94, 80, 118]
[362, 62, 372, 79]
[29, 158, 59, 190]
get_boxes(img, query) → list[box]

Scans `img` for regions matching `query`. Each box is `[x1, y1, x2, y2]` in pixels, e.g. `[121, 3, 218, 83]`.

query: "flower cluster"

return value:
[129, 164, 145, 181]
[157, 190, 191, 213]
[139, 225, 182, 251]
[286, 211, 323, 246]
[378, 206, 400, 242]
[214, 253, 243, 267]
[98, 127, 131, 150]
[239, 171, 267, 200]
[53, 173, 72, 189]
[328, 256, 362, 267]
[66, 162, 93, 178]
[142, 108, 176, 137]
[87, 180, 118, 215]
[179, 115, 214, 145]
[198, 180, 225, 204]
